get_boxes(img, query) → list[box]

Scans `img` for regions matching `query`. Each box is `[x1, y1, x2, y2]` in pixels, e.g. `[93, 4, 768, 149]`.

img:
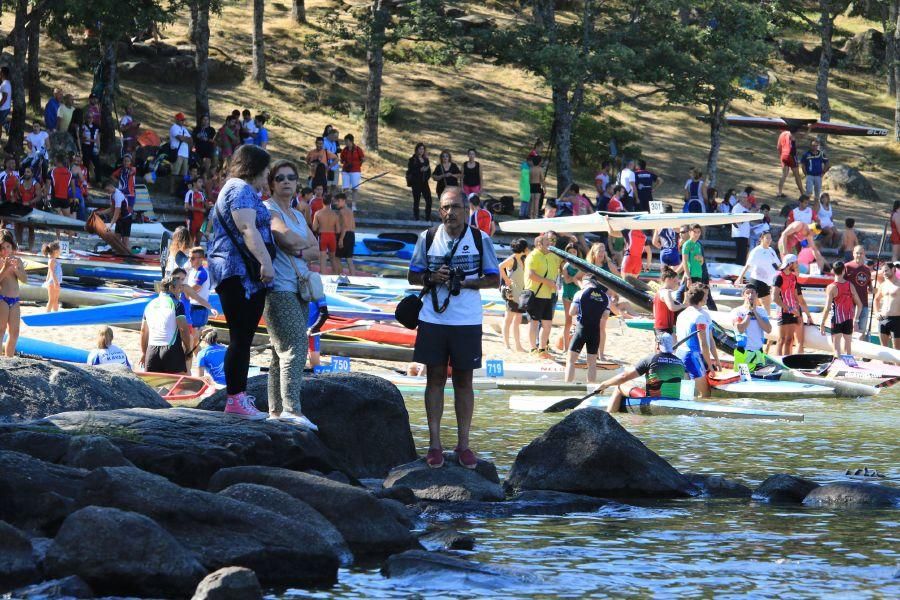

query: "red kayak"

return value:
[209, 315, 418, 347]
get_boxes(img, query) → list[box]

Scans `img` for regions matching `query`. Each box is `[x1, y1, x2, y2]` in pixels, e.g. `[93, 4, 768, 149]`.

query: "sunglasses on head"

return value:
[274, 174, 298, 182]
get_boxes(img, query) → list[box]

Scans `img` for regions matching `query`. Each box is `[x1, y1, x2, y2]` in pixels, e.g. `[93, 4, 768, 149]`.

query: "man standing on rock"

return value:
[407, 188, 500, 469]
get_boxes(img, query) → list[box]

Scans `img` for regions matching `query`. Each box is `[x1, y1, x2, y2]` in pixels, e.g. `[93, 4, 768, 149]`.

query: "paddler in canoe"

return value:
[589, 333, 687, 413]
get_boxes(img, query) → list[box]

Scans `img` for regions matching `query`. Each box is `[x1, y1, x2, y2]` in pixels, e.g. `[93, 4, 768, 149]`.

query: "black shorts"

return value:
[879, 316, 900, 339]
[337, 231, 355, 258]
[779, 313, 799, 326]
[145, 343, 186, 374]
[50, 196, 69, 210]
[747, 278, 771, 298]
[413, 321, 482, 370]
[115, 216, 132, 238]
[527, 297, 555, 322]
[569, 324, 600, 355]
[327, 170, 338, 184]
[831, 320, 853, 335]
[529, 183, 542, 194]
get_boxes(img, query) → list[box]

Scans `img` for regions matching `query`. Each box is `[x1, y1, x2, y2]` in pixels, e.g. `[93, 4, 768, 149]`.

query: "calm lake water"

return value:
[289, 389, 900, 598]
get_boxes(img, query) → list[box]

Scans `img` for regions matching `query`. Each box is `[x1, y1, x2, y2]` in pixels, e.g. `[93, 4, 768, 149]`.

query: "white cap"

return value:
[779, 254, 798, 270]
[656, 332, 675, 353]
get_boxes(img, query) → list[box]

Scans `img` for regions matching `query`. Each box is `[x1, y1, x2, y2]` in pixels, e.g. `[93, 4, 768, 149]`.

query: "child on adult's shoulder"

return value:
[840, 218, 857, 262]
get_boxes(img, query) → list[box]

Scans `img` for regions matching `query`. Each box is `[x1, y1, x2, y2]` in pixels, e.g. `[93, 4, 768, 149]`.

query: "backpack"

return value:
[425, 224, 484, 277]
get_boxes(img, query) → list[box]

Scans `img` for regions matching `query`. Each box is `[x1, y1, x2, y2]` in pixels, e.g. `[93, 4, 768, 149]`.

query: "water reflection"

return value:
[286, 387, 900, 598]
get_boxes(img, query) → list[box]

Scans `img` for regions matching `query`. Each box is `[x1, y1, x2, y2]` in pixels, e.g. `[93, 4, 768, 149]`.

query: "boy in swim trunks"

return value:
[312, 195, 342, 275]
[874, 262, 900, 350]
[528, 154, 543, 220]
[334, 192, 356, 276]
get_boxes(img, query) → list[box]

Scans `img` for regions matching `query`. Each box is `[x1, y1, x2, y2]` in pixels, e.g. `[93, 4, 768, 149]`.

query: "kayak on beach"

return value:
[499, 211, 762, 234]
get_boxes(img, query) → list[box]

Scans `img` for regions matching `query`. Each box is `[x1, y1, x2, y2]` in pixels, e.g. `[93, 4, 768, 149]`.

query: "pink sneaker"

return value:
[425, 447, 444, 468]
[224, 393, 268, 421]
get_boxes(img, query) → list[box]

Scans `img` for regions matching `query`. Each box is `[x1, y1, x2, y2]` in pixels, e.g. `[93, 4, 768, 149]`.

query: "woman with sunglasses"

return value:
[432, 150, 461, 198]
[262, 160, 321, 429]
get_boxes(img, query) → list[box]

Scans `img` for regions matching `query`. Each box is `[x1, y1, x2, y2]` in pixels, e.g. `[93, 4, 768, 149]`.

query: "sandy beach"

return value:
[16, 304, 656, 377]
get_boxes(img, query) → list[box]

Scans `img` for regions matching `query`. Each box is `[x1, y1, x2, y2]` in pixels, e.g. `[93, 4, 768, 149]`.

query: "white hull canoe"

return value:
[6, 208, 168, 238]
[508, 395, 803, 420]
[499, 211, 763, 234]
[473, 360, 620, 382]
[710, 378, 835, 398]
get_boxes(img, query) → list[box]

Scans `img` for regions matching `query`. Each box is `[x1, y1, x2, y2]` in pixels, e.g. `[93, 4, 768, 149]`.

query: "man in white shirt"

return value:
[25, 121, 49, 160]
[731, 194, 752, 264]
[617, 158, 637, 211]
[169, 112, 192, 195]
[736, 230, 780, 315]
[407, 188, 500, 470]
[790, 195, 814, 225]
[730, 285, 771, 372]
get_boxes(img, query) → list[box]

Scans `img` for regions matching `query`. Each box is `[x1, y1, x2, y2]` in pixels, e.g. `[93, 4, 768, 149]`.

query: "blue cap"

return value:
[657, 332, 675, 353]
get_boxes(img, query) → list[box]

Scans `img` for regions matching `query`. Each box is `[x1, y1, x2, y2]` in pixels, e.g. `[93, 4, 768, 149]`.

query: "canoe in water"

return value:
[709, 377, 834, 399]
[508, 395, 803, 420]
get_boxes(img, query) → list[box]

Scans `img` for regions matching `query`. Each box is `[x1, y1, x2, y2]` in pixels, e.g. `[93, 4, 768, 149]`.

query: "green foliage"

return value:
[379, 97, 403, 125]
[526, 104, 643, 169]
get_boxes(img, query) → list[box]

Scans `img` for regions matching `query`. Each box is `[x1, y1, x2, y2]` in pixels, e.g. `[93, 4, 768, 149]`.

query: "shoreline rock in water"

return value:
[383, 452, 505, 502]
[504, 408, 697, 499]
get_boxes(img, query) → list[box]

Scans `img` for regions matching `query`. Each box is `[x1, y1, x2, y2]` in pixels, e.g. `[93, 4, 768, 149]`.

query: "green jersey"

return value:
[682, 239, 704, 279]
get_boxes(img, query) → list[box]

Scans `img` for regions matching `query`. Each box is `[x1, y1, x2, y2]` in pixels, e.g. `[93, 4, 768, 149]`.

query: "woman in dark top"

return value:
[462, 148, 482, 196]
[406, 142, 432, 221]
[432, 149, 460, 198]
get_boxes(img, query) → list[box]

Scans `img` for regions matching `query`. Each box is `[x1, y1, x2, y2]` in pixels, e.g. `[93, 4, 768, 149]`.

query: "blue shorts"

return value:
[190, 305, 210, 328]
[660, 248, 681, 266]
[682, 351, 707, 379]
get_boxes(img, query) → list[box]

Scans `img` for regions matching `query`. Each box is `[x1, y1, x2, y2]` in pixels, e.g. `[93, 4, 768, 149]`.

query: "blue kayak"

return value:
[353, 233, 415, 259]
[22, 291, 390, 327]
[8, 336, 90, 362]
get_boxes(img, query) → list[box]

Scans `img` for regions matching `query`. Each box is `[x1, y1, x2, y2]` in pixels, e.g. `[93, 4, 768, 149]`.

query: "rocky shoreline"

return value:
[0, 359, 898, 598]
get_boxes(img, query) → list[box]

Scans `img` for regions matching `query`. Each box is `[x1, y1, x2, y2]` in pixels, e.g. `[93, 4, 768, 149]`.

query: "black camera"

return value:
[448, 266, 465, 296]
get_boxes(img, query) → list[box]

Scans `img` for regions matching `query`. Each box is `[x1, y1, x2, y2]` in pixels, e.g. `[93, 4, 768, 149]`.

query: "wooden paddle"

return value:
[543, 330, 700, 413]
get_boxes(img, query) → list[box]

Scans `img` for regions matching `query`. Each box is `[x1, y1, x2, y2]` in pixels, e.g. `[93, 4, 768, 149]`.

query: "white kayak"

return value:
[508, 395, 803, 421]
[474, 359, 620, 382]
[710, 379, 834, 398]
[389, 376, 591, 393]
[5, 208, 168, 239]
[708, 310, 900, 365]
[499, 211, 763, 234]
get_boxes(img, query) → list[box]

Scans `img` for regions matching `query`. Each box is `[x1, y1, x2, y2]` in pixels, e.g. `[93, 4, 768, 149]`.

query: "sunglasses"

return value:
[274, 174, 298, 182]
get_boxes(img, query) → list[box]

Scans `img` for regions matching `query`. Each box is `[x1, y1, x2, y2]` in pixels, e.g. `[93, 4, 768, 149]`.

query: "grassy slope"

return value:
[7, 2, 899, 232]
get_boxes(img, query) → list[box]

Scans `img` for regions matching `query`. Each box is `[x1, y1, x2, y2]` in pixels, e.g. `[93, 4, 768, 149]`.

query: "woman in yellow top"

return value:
[525, 232, 563, 356]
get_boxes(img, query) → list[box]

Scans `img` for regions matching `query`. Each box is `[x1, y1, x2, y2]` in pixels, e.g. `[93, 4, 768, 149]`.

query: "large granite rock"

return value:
[505, 409, 695, 498]
[0, 520, 38, 591]
[823, 165, 880, 202]
[208, 466, 417, 556]
[803, 482, 900, 508]
[62, 435, 133, 470]
[119, 56, 244, 85]
[77, 466, 340, 586]
[0, 428, 72, 463]
[0, 450, 87, 534]
[191, 567, 262, 600]
[752, 474, 820, 503]
[841, 28, 885, 71]
[0, 358, 168, 423]
[217, 483, 351, 564]
[43, 506, 206, 597]
[200, 373, 417, 478]
[46, 408, 349, 489]
[383, 453, 504, 502]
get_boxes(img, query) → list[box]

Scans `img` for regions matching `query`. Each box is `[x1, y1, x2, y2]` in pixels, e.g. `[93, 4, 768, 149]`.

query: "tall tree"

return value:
[292, 0, 305, 24]
[781, 0, 852, 128]
[7, 0, 30, 156]
[661, 0, 771, 185]
[363, 0, 389, 150]
[894, 1, 900, 140]
[26, 14, 40, 111]
[252, 0, 266, 85]
[191, 0, 216, 120]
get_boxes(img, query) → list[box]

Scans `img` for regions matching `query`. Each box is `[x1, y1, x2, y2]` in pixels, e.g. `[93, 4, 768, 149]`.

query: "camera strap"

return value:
[430, 225, 469, 314]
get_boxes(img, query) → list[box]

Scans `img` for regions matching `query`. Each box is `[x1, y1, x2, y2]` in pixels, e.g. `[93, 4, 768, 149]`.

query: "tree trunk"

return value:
[26, 15, 39, 112]
[895, 2, 900, 141]
[99, 41, 119, 156]
[7, 0, 29, 156]
[188, 0, 198, 45]
[363, 0, 388, 151]
[888, 0, 899, 97]
[532, 0, 554, 28]
[251, 0, 266, 85]
[705, 102, 726, 187]
[551, 83, 574, 194]
[815, 6, 833, 127]
[194, 0, 210, 120]
[292, 0, 306, 24]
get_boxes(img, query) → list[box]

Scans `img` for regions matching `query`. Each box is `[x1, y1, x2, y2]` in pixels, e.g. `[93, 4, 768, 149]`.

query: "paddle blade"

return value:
[543, 397, 585, 413]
